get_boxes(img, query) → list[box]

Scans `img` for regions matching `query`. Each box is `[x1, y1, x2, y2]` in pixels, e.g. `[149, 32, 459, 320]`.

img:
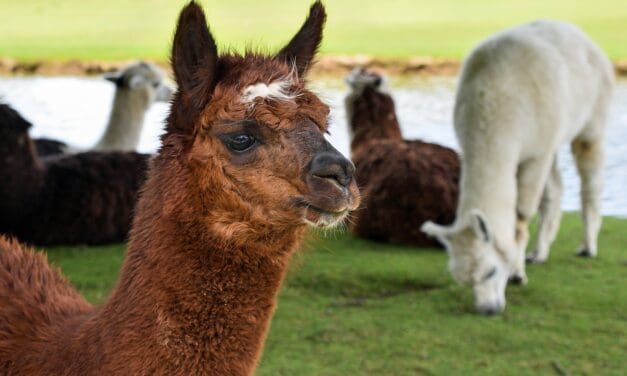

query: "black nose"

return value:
[309, 152, 355, 188]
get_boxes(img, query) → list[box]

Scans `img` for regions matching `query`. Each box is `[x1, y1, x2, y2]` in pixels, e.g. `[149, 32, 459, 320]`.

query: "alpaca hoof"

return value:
[508, 274, 528, 286]
[526, 253, 546, 264]
[576, 247, 596, 258]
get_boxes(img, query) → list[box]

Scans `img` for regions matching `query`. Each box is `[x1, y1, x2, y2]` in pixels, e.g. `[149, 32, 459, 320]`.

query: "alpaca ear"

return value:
[103, 72, 123, 87]
[421, 221, 452, 245]
[275, 1, 326, 77]
[468, 209, 492, 243]
[171, 1, 218, 95]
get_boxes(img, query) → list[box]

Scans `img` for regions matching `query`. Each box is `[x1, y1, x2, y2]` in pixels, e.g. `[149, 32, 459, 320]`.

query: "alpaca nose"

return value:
[309, 152, 355, 188]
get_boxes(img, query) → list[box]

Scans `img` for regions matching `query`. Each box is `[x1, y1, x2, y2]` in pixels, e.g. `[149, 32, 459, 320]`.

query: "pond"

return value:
[1, 76, 625, 217]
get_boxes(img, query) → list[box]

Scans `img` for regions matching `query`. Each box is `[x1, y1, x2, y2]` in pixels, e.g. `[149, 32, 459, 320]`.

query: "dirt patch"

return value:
[2, 55, 625, 78]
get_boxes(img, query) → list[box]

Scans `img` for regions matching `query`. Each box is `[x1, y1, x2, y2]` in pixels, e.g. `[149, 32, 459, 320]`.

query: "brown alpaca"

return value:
[0, 2, 359, 375]
[346, 68, 459, 247]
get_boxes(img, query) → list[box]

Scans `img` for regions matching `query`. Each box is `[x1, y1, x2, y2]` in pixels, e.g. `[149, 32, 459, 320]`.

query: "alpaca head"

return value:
[104, 62, 174, 105]
[346, 67, 385, 94]
[344, 68, 401, 149]
[160, 1, 359, 243]
[421, 210, 508, 315]
[0, 104, 36, 165]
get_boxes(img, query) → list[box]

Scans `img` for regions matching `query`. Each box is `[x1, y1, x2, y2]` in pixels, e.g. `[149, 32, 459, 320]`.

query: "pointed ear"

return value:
[468, 209, 491, 243]
[275, 1, 326, 77]
[171, 1, 218, 95]
[421, 221, 452, 246]
[103, 71, 123, 87]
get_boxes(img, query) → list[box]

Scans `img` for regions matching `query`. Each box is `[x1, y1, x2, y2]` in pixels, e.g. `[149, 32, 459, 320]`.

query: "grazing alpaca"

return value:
[0, 103, 149, 245]
[346, 68, 460, 247]
[34, 61, 173, 156]
[422, 20, 614, 315]
[0, 2, 359, 375]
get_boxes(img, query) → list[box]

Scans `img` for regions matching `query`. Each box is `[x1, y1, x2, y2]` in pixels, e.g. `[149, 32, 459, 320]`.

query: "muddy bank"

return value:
[3, 56, 625, 77]
[0, 56, 458, 77]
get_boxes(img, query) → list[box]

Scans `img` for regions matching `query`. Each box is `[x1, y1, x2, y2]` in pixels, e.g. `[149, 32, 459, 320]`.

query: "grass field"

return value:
[45, 213, 627, 375]
[0, 0, 626, 61]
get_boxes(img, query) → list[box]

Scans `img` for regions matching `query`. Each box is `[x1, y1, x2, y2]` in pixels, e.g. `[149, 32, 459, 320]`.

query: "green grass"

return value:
[0, 0, 626, 61]
[44, 213, 627, 375]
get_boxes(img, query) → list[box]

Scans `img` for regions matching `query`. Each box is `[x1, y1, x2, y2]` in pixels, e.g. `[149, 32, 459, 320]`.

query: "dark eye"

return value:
[481, 267, 497, 282]
[152, 82, 160, 89]
[226, 134, 256, 153]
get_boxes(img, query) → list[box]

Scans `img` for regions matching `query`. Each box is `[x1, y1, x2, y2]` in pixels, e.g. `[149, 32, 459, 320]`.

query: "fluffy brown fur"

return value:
[0, 2, 359, 375]
[346, 69, 460, 247]
[0, 103, 149, 246]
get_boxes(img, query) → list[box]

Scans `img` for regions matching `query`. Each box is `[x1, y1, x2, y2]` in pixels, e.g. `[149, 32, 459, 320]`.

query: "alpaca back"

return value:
[352, 139, 460, 247]
[17, 152, 150, 245]
[0, 237, 92, 371]
[35, 138, 68, 156]
[455, 20, 614, 158]
[1, 103, 150, 245]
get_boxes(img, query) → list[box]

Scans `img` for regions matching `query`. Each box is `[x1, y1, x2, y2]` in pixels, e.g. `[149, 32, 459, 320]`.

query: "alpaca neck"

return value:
[347, 90, 402, 151]
[80, 160, 303, 374]
[94, 89, 149, 152]
[457, 153, 518, 242]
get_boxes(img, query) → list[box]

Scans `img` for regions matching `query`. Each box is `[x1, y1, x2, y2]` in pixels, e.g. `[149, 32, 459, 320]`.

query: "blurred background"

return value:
[1, 0, 626, 60]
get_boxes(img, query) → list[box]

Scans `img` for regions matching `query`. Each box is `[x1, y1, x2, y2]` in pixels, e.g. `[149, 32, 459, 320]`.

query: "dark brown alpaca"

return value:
[346, 68, 459, 247]
[0, 103, 149, 246]
[0, 2, 359, 375]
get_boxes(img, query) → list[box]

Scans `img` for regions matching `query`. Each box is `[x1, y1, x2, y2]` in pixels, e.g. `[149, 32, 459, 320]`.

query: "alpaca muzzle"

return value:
[301, 146, 360, 227]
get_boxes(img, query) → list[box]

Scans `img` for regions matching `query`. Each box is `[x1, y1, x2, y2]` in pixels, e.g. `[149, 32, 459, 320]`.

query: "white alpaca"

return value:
[36, 62, 173, 155]
[422, 20, 614, 315]
[94, 62, 173, 151]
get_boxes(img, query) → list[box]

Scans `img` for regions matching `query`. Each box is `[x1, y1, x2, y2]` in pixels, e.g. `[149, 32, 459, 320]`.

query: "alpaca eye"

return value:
[226, 134, 256, 153]
[152, 82, 160, 89]
[481, 267, 497, 282]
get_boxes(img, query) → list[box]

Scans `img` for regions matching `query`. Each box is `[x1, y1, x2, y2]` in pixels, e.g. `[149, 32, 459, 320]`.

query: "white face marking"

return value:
[241, 80, 295, 104]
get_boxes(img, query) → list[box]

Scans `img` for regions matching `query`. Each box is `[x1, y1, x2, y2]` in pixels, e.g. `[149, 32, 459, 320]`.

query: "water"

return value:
[1, 76, 626, 217]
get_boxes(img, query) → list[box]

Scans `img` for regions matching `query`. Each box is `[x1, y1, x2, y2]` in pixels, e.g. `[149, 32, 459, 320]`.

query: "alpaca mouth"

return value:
[301, 203, 350, 228]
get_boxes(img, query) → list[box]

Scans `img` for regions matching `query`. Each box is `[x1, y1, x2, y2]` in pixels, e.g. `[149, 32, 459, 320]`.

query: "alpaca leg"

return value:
[511, 218, 529, 284]
[572, 138, 604, 257]
[512, 157, 553, 281]
[527, 156, 563, 263]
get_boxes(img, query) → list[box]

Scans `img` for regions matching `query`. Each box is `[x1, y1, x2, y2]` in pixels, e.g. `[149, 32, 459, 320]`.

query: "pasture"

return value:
[47, 214, 627, 375]
[1, 0, 627, 61]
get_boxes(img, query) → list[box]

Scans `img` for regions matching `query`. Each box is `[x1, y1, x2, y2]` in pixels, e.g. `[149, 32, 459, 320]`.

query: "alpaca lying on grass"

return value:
[0, 2, 359, 375]
[422, 20, 614, 315]
[345, 68, 460, 247]
[34, 61, 173, 156]
[0, 103, 149, 246]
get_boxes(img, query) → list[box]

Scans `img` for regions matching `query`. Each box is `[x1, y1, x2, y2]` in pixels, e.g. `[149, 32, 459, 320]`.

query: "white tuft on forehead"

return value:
[241, 80, 295, 104]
